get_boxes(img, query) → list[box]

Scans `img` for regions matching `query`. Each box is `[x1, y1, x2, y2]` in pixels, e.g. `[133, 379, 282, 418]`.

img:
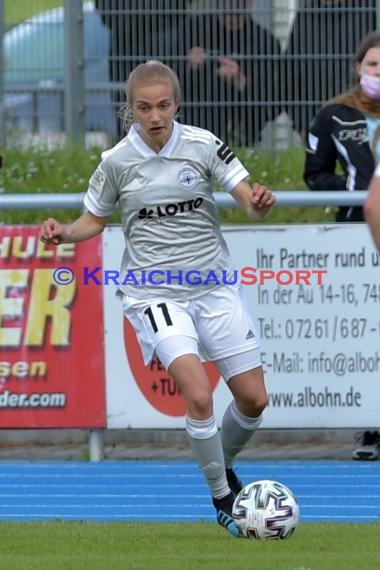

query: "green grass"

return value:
[0, 146, 336, 225]
[0, 522, 378, 570]
[5, 0, 63, 28]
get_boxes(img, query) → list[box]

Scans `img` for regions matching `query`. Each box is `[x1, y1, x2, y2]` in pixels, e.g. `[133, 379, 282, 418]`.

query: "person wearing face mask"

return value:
[304, 31, 380, 223]
[285, 0, 376, 140]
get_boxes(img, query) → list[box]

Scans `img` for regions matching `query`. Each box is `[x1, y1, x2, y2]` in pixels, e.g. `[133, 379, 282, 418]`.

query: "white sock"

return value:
[221, 400, 263, 468]
[186, 414, 230, 499]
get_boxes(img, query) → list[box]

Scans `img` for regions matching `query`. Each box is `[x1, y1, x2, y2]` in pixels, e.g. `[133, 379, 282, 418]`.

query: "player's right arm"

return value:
[39, 211, 110, 245]
[365, 165, 380, 252]
[40, 154, 117, 245]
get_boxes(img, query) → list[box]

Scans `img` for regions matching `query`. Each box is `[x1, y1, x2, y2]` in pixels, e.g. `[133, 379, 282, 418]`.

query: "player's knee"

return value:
[254, 394, 268, 416]
[186, 388, 213, 418]
[249, 398, 267, 417]
[238, 392, 268, 417]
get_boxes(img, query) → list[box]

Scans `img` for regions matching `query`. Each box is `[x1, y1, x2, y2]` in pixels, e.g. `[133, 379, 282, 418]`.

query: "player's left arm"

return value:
[231, 180, 276, 219]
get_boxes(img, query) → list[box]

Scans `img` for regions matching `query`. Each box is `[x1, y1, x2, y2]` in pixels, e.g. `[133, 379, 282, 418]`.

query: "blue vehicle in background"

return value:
[3, 1, 117, 141]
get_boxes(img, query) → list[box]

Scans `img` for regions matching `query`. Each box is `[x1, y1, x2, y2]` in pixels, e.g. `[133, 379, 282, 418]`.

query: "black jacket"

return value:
[179, 13, 282, 147]
[304, 103, 375, 222]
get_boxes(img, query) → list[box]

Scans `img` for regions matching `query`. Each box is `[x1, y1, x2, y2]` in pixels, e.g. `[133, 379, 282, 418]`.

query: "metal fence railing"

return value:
[0, 191, 368, 211]
[1, 0, 380, 149]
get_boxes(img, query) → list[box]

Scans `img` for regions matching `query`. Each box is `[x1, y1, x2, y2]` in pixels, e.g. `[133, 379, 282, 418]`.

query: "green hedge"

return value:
[0, 145, 335, 225]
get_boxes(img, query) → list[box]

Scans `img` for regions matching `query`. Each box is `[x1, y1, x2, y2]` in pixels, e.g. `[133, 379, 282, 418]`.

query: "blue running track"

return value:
[0, 460, 379, 523]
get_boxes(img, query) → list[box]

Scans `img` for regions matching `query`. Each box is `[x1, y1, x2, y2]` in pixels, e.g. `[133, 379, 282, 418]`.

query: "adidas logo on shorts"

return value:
[246, 329, 255, 340]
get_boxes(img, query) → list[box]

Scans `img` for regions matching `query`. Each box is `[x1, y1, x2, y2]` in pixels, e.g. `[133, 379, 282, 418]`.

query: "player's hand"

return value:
[39, 218, 65, 245]
[250, 183, 276, 218]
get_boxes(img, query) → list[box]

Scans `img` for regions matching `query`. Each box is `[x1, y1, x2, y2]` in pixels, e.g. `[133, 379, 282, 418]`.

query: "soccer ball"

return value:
[232, 479, 300, 540]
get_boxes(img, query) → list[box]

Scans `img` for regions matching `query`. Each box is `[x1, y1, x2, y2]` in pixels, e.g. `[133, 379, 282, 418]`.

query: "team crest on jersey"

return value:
[89, 166, 106, 192]
[177, 168, 199, 189]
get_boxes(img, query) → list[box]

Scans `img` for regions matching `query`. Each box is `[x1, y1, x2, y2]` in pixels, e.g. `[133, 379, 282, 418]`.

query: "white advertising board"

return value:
[102, 224, 380, 429]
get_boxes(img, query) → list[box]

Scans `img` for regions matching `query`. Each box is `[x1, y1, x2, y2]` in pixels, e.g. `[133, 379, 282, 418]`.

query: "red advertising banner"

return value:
[0, 226, 106, 428]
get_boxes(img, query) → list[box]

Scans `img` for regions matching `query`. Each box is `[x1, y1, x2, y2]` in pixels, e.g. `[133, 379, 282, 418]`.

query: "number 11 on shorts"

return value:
[144, 303, 173, 333]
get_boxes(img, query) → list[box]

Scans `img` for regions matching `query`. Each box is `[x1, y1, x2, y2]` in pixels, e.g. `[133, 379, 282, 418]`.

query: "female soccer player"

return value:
[40, 60, 275, 537]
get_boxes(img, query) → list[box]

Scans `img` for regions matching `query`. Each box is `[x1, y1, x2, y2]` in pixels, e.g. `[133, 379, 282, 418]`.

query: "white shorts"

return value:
[153, 335, 261, 381]
[121, 284, 260, 373]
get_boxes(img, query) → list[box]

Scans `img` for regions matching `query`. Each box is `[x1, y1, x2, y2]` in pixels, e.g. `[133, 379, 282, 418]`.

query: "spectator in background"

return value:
[285, 0, 376, 140]
[180, 0, 282, 148]
[304, 31, 380, 225]
[95, 0, 188, 139]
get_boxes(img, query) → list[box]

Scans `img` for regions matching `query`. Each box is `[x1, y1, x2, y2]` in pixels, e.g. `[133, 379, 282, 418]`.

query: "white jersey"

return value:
[84, 121, 249, 300]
